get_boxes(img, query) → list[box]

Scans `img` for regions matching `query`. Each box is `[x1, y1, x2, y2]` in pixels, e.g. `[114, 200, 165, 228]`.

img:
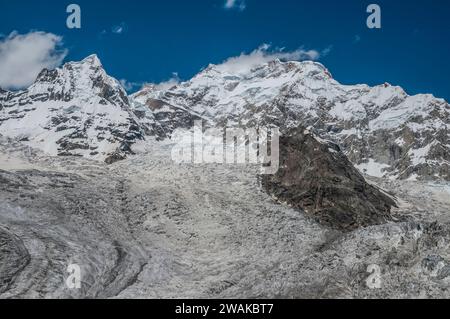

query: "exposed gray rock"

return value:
[261, 127, 396, 232]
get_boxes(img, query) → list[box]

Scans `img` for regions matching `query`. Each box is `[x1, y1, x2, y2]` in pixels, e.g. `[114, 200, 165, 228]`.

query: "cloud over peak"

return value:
[0, 31, 67, 90]
[212, 44, 322, 74]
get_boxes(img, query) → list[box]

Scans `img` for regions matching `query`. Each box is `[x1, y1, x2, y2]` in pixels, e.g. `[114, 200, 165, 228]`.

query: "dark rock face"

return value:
[105, 151, 127, 164]
[261, 127, 397, 232]
[130, 94, 202, 139]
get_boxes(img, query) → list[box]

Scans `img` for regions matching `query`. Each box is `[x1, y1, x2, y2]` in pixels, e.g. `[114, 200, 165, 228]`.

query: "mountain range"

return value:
[1, 54, 448, 180]
[1, 54, 450, 298]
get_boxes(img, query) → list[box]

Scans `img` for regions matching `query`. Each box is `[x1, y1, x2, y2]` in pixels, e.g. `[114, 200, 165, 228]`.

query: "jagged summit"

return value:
[80, 54, 103, 67]
[35, 54, 103, 82]
[0, 55, 143, 162]
[193, 58, 332, 82]
[132, 58, 449, 181]
[0, 54, 448, 179]
[30, 54, 129, 107]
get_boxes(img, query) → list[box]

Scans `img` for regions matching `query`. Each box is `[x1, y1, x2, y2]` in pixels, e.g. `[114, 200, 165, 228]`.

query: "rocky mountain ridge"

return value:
[1, 55, 450, 299]
[133, 59, 449, 181]
[0, 55, 144, 163]
[1, 55, 448, 180]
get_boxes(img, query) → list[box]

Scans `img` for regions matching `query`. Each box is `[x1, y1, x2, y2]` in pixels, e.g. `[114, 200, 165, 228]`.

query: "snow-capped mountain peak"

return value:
[1, 55, 448, 180]
[132, 58, 449, 181]
[0, 55, 143, 163]
[29, 53, 128, 107]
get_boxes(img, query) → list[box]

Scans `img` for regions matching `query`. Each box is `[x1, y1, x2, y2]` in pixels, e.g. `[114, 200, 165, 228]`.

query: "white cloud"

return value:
[144, 73, 180, 91]
[112, 23, 127, 34]
[119, 79, 143, 92]
[213, 44, 321, 74]
[112, 27, 123, 34]
[0, 31, 67, 90]
[224, 0, 246, 11]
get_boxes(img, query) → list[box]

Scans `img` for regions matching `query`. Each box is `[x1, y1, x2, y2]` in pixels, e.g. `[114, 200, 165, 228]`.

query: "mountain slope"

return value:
[0, 55, 144, 163]
[1, 55, 447, 180]
[1, 136, 450, 298]
[132, 60, 450, 181]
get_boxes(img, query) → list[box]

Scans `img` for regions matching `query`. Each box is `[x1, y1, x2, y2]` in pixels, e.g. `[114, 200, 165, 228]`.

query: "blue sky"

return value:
[1, 0, 449, 100]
